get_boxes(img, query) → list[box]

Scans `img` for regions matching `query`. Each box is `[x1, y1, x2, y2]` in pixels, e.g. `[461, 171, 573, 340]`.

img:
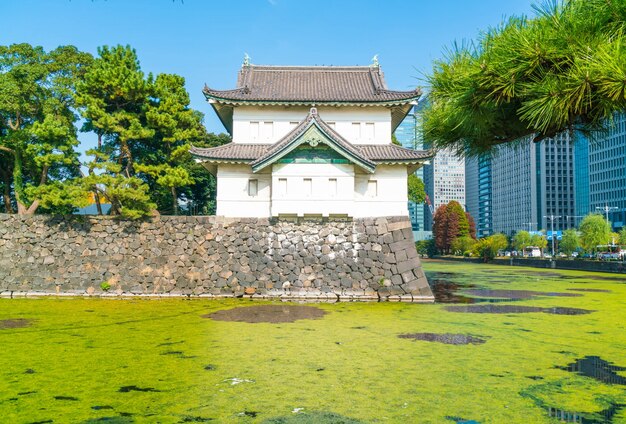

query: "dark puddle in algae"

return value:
[426, 273, 583, 304]
[558, 356, 626, 385]
[204, 304, 327, 323]
[568, 288, 613, 293]
[545, 405, 625, 424]
[446, 416, 480, 424]
[398, 333, 486, 345]
[118, 385, 160, 393]
[527, 356, 626, 423]
[444, 305, 594, 315]
[0, 318, 32, 329]
[462, 289, 582, 299]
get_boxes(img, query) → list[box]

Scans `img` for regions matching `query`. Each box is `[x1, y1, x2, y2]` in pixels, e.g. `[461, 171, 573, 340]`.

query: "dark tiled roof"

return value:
[250, 108, 375, 172]
[190, 143, 270, 161]
[359, 144, 433, 162]
[191, 142, 431, 164]
[203, 65, 421, 104]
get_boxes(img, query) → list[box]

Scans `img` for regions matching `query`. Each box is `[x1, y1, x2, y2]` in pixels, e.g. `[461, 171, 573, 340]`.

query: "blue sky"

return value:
[1, 0, 536, 139]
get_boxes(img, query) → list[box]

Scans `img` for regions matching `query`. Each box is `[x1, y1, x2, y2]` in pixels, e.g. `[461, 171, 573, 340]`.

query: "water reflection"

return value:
[444, 305, 593, 315]
[559, 356, 626, 385]
[398, 332, 486, 345]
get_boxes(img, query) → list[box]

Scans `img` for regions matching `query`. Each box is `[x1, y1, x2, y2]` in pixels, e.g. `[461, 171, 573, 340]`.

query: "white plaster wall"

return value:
[215, 163, 409, 218]
[354, 165, 409, 217]
[271, 163, 355, 217]
[215, 164, 271, 217]
[232, 105, 392, 145]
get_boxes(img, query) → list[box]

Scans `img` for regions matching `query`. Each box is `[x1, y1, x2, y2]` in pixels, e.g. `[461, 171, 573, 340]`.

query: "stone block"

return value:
[389, 240, 413, 253]
[396, 258, 421, 274]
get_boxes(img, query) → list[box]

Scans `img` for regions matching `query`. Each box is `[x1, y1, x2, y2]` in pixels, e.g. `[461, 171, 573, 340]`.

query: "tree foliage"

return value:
[473, 233, 508, 261]
[530, 233, 548, 252]
[560, 228, 580, 255]
[451, 235, 477, 256]
[0, 43, 92, 214]
[579, 213, 611, 252]
[415, 239, 438, 258]
[620, 226, 626, 245]
[432, 200, 470, 254]
[407, 174, 426, 204]
[512, 230, 532, 252]
[423, 0, 626, 155]
[76, 45, 227, 217]
[466, 212, 476, 239]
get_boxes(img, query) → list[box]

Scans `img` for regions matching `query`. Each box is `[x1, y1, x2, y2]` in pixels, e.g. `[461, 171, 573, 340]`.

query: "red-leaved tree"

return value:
[433, 201, 471, 254]
[466, 212, 477, 239]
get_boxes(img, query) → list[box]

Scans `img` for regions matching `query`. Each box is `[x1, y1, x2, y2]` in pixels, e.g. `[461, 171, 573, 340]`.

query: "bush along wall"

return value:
[0, 214, 433, 302]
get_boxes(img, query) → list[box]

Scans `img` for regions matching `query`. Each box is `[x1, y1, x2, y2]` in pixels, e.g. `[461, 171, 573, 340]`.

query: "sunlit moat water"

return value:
[1, 260, 625, 423]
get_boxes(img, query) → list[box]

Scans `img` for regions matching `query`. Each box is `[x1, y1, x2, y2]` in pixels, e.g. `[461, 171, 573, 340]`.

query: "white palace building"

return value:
[191, 59, 431, 218]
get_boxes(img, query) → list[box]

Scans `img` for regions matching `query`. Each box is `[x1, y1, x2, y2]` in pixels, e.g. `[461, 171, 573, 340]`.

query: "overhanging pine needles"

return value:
[423, 0, 626, 156]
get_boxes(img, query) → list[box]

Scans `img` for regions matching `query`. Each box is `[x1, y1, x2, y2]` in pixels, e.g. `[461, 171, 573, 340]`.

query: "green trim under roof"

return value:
[251, 111, 376, 173]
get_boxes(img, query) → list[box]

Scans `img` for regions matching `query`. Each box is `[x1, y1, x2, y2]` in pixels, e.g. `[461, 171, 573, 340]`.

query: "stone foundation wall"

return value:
[0, 214, 433, 302]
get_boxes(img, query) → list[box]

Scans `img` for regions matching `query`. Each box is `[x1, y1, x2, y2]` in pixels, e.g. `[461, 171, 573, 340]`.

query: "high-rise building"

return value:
[574, 114, 626, 230]
[465, 155, 492, 237]
[465, 133, 576, 236]
[394, 105, 424, 233]
[424, 148, 466, 230]
[394, 104, 433, 240]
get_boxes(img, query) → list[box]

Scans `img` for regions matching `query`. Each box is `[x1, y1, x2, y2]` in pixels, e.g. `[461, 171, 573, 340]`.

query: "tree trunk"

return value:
[0, 169, 14, 214]
[94, 133, 103, 215]
[13, 149, 29, 214]
[171, 186, 178, 216]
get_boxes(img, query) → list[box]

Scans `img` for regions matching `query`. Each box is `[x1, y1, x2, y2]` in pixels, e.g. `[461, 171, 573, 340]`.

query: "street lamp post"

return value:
[565, 215, 584, 229]
[523, 222, 536, 232]
[595, 204, 618, 226]
[543, 214, 562, 256]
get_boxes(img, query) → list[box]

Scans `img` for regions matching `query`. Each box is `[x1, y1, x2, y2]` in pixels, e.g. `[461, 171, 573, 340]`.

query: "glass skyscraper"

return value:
[574, 114, 626, 230]
[394, 104, 427, 236]
[465, 133, 576, 236]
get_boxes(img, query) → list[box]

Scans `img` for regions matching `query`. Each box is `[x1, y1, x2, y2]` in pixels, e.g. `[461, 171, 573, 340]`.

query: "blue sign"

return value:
[547, 231, 562, 241]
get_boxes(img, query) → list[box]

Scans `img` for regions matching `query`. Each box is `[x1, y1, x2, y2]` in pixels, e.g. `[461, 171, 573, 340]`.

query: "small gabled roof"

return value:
[250, 108, 376, 173]
[203, 65, 421, 105]
[190, 108, 433, 175]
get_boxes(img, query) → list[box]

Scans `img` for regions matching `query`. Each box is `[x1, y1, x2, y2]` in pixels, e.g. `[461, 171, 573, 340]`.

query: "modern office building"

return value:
[574, 113, 626, 230]
[465, 155, 492, 237]
[465, 133, 576, 236]
[424, 147, 465, 230]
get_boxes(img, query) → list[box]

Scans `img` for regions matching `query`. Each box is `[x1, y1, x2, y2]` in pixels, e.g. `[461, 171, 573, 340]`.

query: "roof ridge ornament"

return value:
[243, 53, 251, 67]
[309, 107, 318, 115]
[371, 54, 379, 67]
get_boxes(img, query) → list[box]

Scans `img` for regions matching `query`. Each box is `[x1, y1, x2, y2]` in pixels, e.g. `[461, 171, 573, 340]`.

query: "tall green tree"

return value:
[512, 230, 532, 252]
[0, 43, 92, 214]
[75, 45, 154, 217]
[135, 73, 208, 215]
[76, 45, 226, 217]
[423, 0, 626, 155]
[620, 226, 626, 246]
[579, 213, 611, 252]
[560, 229, 580, 255]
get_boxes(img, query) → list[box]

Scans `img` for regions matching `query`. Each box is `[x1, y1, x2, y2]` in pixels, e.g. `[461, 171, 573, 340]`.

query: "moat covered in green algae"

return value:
[1, 260, 625, 423]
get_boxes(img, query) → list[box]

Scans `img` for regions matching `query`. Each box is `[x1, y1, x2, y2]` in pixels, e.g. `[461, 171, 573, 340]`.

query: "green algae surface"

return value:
[1, 260, 625, 423]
